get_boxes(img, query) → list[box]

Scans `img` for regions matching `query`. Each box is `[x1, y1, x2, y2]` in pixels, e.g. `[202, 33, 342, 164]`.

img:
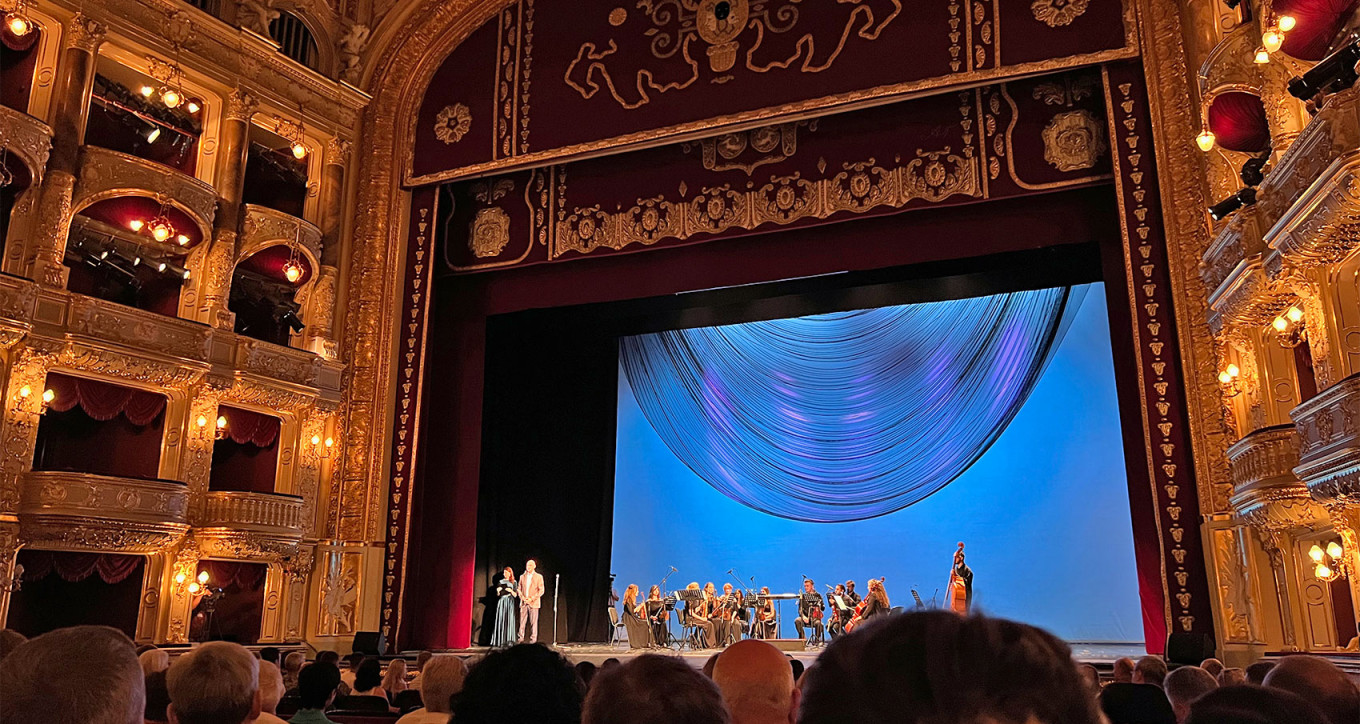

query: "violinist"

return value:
[683, 582, 714, 648]
[794, 578, 825, 643]
[644, 585, 669, 644]
[827, 583, 853, 637]
[620, 584, 653, 649]
[716, 583, 740, 646]
[753, 586, 777, 639]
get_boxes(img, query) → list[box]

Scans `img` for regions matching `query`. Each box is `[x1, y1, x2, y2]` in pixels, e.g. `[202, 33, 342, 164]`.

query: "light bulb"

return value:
[1316, 564, 1333, 580]
[156, 262, 168, 273]
[41, 389, 53, 403]
[1254, 47, 1270, 64]
[1196, 130, 1216, 152]
[1226, 363, 1240, 377]
[324, 437, 334, 448]
[181, 268, 190, 280]
[129, 219, 145, 232]
[1273, 316, 1288, 332]
[152, 225, 171, 243]
[146, 127, 161, 143]
[187, 581, 200, 594]
[216, 415, 227, 429]
[1278, 15, 1296, 32]
[311, 434, 321, 445]
[1310, 544, 1325, 562]
[6, 13, 32, 36]
[175, 572, 187, 584]
[197, 570, 209, 584]
[1286, 306, 1304, 323]
[1263, 30, 1283, 53]
[140, 85, 155, 97]
[291, 142, 308, 159]
[132, 256, 141, 266]
[161, 89, 181, 109]
[1219, 371, 1232, 384]
[176, 234, 190, 246]
[196, 415, 208, 427]
[283, 261, 303, 283]
[1327, 541, 1344, 560]
[186, 100, 200, 114]
[17, 385, 31, 399]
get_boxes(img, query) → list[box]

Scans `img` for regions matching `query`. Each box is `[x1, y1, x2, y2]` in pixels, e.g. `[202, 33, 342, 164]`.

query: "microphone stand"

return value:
[658, 566, 677, 649]
[552, 573, 560, 647]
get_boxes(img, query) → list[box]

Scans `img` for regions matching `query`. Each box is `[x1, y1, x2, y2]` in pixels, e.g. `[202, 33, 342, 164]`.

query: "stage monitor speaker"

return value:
[1165, 632, 1214, 666]
[352, 631, 387, 656]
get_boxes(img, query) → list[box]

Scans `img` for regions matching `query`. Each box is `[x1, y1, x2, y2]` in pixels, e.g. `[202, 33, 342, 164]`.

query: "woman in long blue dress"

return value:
[491, 566, 518, 647]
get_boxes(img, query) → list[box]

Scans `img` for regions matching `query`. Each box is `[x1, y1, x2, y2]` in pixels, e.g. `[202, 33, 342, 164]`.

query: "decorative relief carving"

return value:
[0, 106, 53, 184]
[1031, 0, 1090, 27]
[1292, 373, 1360, 507]
[66, 296, 213, 362]
[20, 471, 189, 525]
[434, 104, 472, 145]
[223, 89, 259, 124]
[74, 147, 219, 233]
[682, 120, 816, 176]
[318, 551, 361, 636]
[1211, 527, 1256, 643]
[1041, 110, 1106, 171]
[241, 205, 323, 264]
[237, 338, 323, 387]
[469, 208, 512, 258]
[66, 13, 107, 53]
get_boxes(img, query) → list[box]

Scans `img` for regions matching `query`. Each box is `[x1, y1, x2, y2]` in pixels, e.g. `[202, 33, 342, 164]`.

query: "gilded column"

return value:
[199, 90, 256, 329]
[1260, 532, 1302, 651]
[25, 14, 105, 287]
[304, 138, 347, 358]
[0, 516, 19, 625]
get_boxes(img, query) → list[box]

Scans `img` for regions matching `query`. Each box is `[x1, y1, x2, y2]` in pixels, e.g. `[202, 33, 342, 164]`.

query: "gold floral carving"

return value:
[66, 13, 107, 54]
[1031, 0, 1090, 27]
[469, 207, 512, 258]
[683, 120, 816, 176]
[434, 104, 472, 145]
[0, 106, 53, 185]
[1041, 110, 1107, 171]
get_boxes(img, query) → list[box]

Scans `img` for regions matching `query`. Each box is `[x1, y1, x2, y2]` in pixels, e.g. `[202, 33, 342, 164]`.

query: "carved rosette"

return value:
[1040, 110, 1107, 172]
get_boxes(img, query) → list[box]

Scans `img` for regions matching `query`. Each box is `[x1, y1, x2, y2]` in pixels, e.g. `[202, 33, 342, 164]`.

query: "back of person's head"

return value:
[140, 648, 171, 676]
[1262, 655, 1359, 724]
[584, 654, 730, 724]
[297, 662, 342, 710]
[1217, 668, 1245, 687]
[1077, 664, 1100, 693]
[282, 650, 306, 673]
[702, 652, 721, 678]
[145, 670, 171, 723]
[1164, 667, 1218, 723]
[354, 657, 383, 691]
[1099, 683, 1176, 724]
[799, 611, 1102, 724]
[575, 660, 597, 689]
[712, 640, 795, 724]
[346, 651, 365, 670]
[0, 625, 143, 724]
[0, 628, 28, 661]
[452, 644, 583, 724]
[166, 640, 260, 724]
[258, 661, 285, 714]
[1185, 685, 1330, 724]
[790, 658, 805, 682]
[1114, 657, 1137, 683]
[1198, 658, 1224, 679]
[1244, 660, 1275, 685]
[259, 647, 280, 666]
[416, 650, 434, 669]
[382, 658, 407, 690]
[1133, 656, 1168, 688]
[419, 654, 468, 714]
[316, 650, 340, 666]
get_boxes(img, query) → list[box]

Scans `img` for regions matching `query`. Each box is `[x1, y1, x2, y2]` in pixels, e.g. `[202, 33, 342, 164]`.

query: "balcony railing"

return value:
[0, 105, 53, 184]
[1227, 426, 1326, 533]
[241, 205, 322, 261]
[18, 470, 189, 552]
[1292, 372, 1360, 505]
[199, 491, 305, 538]
[74, 146, 218, 231]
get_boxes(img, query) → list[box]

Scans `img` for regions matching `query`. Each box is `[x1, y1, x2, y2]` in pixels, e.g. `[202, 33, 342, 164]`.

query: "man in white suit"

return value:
[518, 559, 545, 643]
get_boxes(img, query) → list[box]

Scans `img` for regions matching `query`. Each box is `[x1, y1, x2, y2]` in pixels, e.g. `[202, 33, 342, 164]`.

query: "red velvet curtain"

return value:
[21, 550, 144, 584]
[198, 560, 267, 591]
[218, 406, 280, 447]
[45, 372, 167, 425]
[1, 25, 39, 113]
[1206, 91, 1270, 152]
[1276, 0, 1358, 60]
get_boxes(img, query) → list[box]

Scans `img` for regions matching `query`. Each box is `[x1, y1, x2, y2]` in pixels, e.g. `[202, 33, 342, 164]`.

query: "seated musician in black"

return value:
[844, 580, 861, 608]
[794, 578, 825, 643]
[644, 585, 669, 646]
[753, 586, 777, 639]
[717, 583, 741, 646]
[827, 583, 852, 637]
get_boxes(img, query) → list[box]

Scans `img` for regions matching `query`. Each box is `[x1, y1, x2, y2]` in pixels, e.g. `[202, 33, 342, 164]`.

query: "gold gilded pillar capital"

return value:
[66, 14, 107, 54]
[223, 89, 258, 123]
[325, 138, 352, 166]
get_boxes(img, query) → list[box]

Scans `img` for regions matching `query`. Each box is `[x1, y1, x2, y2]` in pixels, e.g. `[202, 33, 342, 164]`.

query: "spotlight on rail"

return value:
[1240, 151, 1271, 187]
[1208, 187, 1257, 222]
[1288, 39, 1360, 101]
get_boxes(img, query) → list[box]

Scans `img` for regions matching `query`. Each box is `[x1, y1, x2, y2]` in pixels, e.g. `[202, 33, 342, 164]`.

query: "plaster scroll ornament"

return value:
[236, 0, 279, 37]
[338, 23, 371, 84]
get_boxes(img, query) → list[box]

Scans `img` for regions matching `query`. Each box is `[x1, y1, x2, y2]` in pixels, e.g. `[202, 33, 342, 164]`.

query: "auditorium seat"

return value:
[327, 714, 399, 724]
[332, 695, 391, 712]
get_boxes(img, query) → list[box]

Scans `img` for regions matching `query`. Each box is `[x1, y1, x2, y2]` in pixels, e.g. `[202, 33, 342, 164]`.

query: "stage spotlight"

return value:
[1240, 152, 1271, 186]
[140, 85, 155, 97]
[146, 126, 161, 143]
[1288, 39, 1360, 100]
[161, 88, 182, 109]
[290, 142, 308, 160]
[161, 262, 190, 281]
[278, 308, 306, 333]
[128, 219, 145, 232]
[1208, 187, 1257, 221]
[187, 100, 201, 114]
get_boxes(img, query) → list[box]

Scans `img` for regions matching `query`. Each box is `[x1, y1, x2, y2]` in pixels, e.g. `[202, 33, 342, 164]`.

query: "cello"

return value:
[843, 577, 885, 633]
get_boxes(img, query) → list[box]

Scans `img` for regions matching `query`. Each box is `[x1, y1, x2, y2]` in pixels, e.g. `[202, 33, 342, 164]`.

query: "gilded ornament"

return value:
[608, 7, 627, 26]
[468, 207, 512, 258]
[1030, 0, 1090, 27]
[1041, 110, 1107, 172]
[434, 104, 473, 145]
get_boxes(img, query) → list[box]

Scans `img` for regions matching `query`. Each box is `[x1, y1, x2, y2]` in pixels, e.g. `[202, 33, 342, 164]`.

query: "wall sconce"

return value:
[1218, 363, 1243, 397]
[311, 434, 335, 458]
[215, 415, 228, 441]
[1271, 306, 1306, 348]
[175, 569, 211, 596]
[14, 384, 55, 414]
[1309, 539, 1348, 582]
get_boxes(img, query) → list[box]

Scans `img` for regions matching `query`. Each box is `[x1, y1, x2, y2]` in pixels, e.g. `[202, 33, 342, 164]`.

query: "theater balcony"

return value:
[31, 290, 213, 365]
[0, 105, 53, 265]
[232, 205, 322, 350]
[1228, 425, 1325, 532]
[196, 491, 306, 547]
[17, 470, 189, 553]
[1292, 373, 1360, 506]
[73, 146, 217, 231]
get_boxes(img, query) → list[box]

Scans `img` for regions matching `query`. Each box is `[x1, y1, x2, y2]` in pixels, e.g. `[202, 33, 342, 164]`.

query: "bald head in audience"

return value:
[583, 654, 730, 724]
[1262, 655, 1359, 724]
[1244, 660, 1275, 685]
[712, 640, 798, 724]
[166, 641, 261, 724]
[1164, 666, 1218, 724]
[0, 625, 144, 724]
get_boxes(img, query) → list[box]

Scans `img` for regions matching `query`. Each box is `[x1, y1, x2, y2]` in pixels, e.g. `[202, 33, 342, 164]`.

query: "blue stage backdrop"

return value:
[611, 283, 1144, 644]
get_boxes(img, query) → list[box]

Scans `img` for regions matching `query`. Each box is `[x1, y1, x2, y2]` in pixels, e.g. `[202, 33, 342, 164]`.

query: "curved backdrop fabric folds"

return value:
[619, 286, 1086, 523]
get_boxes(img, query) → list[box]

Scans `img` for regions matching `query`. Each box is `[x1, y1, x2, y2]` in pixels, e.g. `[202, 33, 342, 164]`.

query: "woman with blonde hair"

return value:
[382, 657, 409, 698]
[684, 582, 715, 648]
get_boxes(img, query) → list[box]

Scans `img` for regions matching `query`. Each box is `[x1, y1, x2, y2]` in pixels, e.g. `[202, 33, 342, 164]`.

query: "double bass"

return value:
[843, 577, 885, 633]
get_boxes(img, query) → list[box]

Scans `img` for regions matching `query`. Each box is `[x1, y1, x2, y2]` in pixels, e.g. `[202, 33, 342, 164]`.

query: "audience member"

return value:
[281, 651, 306, 691]
[397, 655, 468, 724]
[291, 663, 342, 724]
[1133, 656, 1168, 688]
[1077, 664, 1100, 693]
[789, 658, 805, 682]
[165, 641, 260, 724]
[799, 611, 1103, 724]
[1184, 685, 1330, 724]
[1198, 658, 1224, 679]
[257, 661, 288, 724]
[450, 644, 584, 724]
[702, 652, 720, 678]
[600, 657, 621, 673]
[584, 654, 730, 724]
[409, 650, 434, 691]
[712, 639, 797, 724]
[144, 670, 171, 724]
[1244, 660, 1275, 685]
[1262, 655, 1359, 724]
[139, 647, 171, 676]
[1217, 667, 1245, 687]
[392, 689, 424, 714]
[383, 657, 409, 697]
[0, 628, 27, 661]
[0, 625, 144, 724]
[352, 657, 387, 699]
[1163, 666, 1217, 724]
[1099, 684, 1176, 724]
[340, 652, 363, 691]
[316, 650, 340, 666]
[260, 647, 281, 666]
[575, 661, 598, 689]
[1113, 657, 1136, 683]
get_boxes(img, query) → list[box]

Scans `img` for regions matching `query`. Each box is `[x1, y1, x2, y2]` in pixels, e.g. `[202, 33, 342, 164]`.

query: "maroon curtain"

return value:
[198, 560, 268, 590]
[1275, 0, 1358, 61]
[21, 551, 143, 584]
[1, 25, 40, 112]
[219, 406, 280, 447]
[45, 372, 167, 425]
[1206, 91, 1270, 153]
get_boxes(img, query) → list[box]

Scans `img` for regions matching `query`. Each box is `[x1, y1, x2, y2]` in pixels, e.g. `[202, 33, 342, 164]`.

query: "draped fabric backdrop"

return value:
[620, 287, 1084, 523]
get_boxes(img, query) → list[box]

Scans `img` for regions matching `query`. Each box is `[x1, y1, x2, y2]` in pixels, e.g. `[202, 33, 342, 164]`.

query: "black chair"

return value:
[275, 695, 302, 718]
[391, 690, 423, 714]
[331, 695, 390, 713]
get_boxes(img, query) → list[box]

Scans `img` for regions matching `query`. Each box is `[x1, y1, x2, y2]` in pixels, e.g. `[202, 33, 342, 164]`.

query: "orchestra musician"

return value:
[753, 586, 777, 639]
[621, 584, 653, 649]
[947, 542, 974, 615]
[845, 578, 889, 632]
[644, 585, 669, 645]
[684, 582, 715, 649]
[826, 583, 852, 637]
[794, 579, 825, 643]
[716, 583, 740, 646]
[844, 580, 861, 609]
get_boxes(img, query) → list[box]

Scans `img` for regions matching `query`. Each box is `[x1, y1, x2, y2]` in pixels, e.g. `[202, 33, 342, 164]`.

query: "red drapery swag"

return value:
[1206, 91, 1270, 153]
[20, 551, 143, 584]
[45, 373, 166, 426]
[198, 560, 268, 591]
[218, 406, 280, 448]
